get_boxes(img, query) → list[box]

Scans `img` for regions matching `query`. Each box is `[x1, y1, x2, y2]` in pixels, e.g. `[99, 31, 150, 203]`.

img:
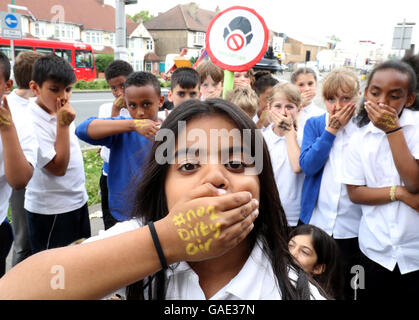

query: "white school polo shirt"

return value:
[0, 94, 38, 225]
[297, 102, 325, 146]
[84, 219, 325, 300]
[309, 115, 362, 239]
[24, 100, 88, 215]
[97, 102, 129, 169]
[341, 109, 419, 274]
[263, 126, 304, 226]
[252, 114, 270, 132]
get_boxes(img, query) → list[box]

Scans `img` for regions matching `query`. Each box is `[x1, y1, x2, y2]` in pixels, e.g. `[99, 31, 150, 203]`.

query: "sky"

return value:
[106, 0, 419, 53]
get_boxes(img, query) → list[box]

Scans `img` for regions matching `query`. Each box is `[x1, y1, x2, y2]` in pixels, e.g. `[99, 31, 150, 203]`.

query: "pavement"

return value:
[5, 203, 105, 274]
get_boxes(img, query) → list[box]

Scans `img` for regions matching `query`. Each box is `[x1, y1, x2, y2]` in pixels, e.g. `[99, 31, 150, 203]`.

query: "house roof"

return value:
[285, 31, 329, 48]
[144, 4, 216, 32]
[0, 0, 138, 33]
[144, 52, 160, 61]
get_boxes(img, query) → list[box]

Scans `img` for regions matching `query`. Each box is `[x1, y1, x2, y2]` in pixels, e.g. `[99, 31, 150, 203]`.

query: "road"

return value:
[70, 91, 115, 148]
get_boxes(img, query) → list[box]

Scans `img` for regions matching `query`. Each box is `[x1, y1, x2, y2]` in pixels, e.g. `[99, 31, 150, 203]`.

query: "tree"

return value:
[128, 10, 155, 23]
[95, 53, 114, 73]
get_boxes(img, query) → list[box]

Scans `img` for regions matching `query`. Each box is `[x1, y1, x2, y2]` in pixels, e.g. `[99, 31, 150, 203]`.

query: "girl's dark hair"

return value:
[126, 98, 315, 300]
[253, 74, 279, 96]
[355, 59, 418, 127]
[290, 67, 317, 84]
[402, 53, 419, 110]
[289, 224, 344, 300]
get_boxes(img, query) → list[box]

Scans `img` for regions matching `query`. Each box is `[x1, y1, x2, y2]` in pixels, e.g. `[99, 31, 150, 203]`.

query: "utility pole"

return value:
[115, 0, 137, 61]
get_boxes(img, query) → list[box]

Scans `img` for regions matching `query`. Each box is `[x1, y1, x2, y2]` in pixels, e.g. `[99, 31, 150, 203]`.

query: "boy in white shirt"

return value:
[25, 54, 90, 254]
[0, 52, 37, 276]
[252, 72, 279, 130]
[8, 51, 43, 266]
[157, 67, 201, 122]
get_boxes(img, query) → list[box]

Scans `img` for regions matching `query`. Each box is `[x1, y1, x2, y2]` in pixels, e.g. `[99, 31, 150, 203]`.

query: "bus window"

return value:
[75, 50, 93, 68]
[0, 46, 12, 60]
[14, 46, 33, 57]
[55, 49, 72, 63]
[36, 47, 53, 55]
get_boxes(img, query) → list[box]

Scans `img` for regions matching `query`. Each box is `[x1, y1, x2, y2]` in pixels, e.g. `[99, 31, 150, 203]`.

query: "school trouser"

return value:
[0, 219, 13, 277]
[357, 251, 419, 300]
[10, 188, 32, 266]
[333, 237, 361, 300]
[100, 173, 118, 230]
[25, 202, 91, 254]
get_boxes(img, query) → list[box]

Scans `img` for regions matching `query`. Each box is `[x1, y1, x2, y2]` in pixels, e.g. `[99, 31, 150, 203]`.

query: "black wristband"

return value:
[385, 127, 402, 134]
[148, 221, 168, 270]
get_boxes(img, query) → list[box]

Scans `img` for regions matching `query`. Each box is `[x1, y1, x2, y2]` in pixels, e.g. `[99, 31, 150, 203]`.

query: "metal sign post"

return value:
[392, 19, 415, 58]
[1, 10, 22, 65]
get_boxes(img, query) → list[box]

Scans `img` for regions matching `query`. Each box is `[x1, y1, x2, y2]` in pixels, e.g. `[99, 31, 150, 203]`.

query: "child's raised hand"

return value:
[159, 183, 259, 263]
[57, 98, 76, 127]
[326, 102, 355, 135]
[301, 90, 316, 107]
[258, 109, 271, 127]
[0, 96, 13, 129]
[133, 119, 161, 141]
[271, 108, 294, 133]
[364, 101, 400, 133]
[112, 96, 126, 112]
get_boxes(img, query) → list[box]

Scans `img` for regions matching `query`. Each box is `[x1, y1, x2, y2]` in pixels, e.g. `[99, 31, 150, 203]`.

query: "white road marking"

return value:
[70, 99, 114, 103]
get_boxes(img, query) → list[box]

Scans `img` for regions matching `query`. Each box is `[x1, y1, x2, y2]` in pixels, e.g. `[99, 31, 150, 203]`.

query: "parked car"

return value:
[253, 46, 283, 75]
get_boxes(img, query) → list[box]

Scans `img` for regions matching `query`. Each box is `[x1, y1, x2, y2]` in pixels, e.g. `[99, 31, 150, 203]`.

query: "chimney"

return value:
[188, 2, 198, 19]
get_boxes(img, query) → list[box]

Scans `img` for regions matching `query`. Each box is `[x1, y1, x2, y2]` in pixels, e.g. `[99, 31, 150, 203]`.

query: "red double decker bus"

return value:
[0, 37, 96, 81]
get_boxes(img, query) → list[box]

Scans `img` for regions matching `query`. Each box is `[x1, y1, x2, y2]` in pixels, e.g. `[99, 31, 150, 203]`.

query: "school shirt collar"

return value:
[166, 240, 272, 300]
[265, 124, 286, 142]
[30, 99, 56, 122]
[366, 108, 416, 134]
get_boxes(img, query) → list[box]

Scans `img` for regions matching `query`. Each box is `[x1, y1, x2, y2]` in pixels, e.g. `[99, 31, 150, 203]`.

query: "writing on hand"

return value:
[172, 206, 221, 256]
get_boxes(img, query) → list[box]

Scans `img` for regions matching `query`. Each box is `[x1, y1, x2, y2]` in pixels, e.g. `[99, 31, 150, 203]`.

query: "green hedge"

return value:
[74, 79, 110, 90]
[95, 53, 115, 73]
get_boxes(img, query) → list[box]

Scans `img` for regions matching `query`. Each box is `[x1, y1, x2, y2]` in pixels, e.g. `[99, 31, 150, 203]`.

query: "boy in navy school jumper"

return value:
[97, 60, 133, 230]
[25, 55, 90, 254]
[0, 51, 37, 276]
[76, 72, 163, 222]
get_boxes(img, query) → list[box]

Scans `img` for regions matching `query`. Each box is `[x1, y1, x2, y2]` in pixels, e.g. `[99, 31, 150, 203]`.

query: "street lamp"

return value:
[115, 0, 137, 61]
[7, 4, 36, 21]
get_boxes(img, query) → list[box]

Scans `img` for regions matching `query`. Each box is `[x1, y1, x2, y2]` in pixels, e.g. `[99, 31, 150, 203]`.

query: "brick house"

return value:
[144, 3, 216, 62]
[282, 33, 330, 68]
[0, 0, 157, 72]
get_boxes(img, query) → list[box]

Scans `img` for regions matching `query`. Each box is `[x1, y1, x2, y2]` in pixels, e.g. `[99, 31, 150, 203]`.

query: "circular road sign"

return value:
[205, 6, 269, 72]
[5, 14, 19, 28]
